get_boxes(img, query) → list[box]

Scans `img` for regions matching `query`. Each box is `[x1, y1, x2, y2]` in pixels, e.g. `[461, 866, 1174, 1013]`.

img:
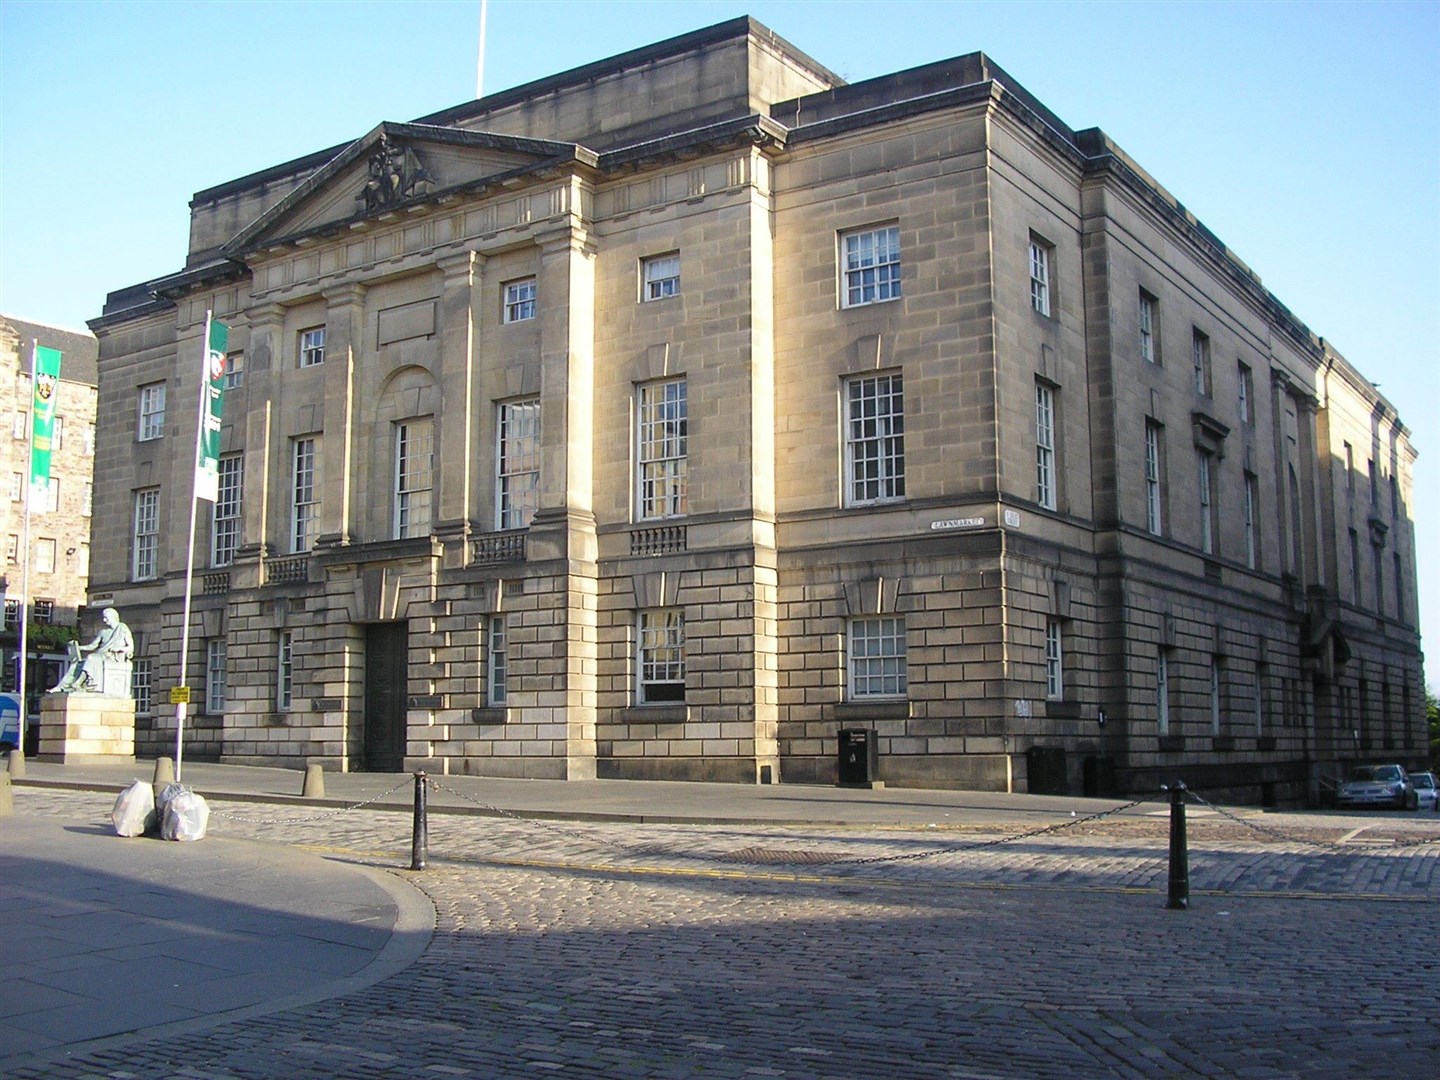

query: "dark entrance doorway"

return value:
[362, 622, 408, 772]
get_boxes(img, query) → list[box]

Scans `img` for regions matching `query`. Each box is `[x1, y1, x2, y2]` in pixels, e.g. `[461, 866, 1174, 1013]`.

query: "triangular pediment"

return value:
[224, 122, 595, 256]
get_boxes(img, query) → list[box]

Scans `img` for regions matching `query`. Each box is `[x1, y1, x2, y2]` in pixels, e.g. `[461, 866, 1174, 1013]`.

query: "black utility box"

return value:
[837, 727, 880, 786]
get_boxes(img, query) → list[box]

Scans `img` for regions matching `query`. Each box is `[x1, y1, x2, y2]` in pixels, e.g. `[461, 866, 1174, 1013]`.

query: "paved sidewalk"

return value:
[3, 761, 1437, 1078]
[11, 757, 1172, 827]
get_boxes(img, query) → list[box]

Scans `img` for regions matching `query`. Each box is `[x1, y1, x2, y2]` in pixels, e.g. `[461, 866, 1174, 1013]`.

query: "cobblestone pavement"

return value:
[10, 787, 1440, 1079]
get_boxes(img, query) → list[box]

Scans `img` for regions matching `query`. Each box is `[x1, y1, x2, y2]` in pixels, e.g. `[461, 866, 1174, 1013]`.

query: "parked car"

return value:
[1409, 771, 1439, 812]
[1336, 764, 1417, 810]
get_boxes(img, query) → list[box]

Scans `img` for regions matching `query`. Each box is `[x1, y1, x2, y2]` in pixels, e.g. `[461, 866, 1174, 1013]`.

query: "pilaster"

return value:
[319, 283, 367, 546]
[434, 250, 485, 561]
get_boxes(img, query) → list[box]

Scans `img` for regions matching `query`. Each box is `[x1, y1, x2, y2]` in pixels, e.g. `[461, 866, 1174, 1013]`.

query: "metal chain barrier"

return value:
[429, 776, 1166, 870]
[1183, 788, 1440, 852]
[827, 793, 1164, 867]
[207, 779, 412, 826]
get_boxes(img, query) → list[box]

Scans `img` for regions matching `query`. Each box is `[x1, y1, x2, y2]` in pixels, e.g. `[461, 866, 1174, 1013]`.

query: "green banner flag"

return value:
[194, 317, 229, 502]
[30, 345, 62, 507]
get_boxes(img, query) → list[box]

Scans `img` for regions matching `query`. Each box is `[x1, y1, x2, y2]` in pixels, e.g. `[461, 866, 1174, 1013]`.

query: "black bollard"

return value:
[410, 771, 428, 871]
[1165, 782, 1189, 910]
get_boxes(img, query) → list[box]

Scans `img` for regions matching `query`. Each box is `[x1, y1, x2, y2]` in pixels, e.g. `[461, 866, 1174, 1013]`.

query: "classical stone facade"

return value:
[0, 315, 99, 727]
[87, 19, 1423, 803]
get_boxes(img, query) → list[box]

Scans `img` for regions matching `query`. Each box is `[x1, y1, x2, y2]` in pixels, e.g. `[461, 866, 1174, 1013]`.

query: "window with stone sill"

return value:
[133, 488, 159, 581]
[299, 327, 326, 368]
[503, 278, 537, 323]
[840, 225, 901, 308]
[637, 379, 687, 521]
[638, 609, 685, 704]
[844, 372, 905, 507]
[1045, 618, 1063, 700]
[132, 659, 153, 714]
[848, 616, 907, 700]
[1139, 289, 1160, 364]
[641, 254, 680, 302]
[488, 614, 508, 707]
[138, 382, 166, 441]
[1029, 235, 1054, 317]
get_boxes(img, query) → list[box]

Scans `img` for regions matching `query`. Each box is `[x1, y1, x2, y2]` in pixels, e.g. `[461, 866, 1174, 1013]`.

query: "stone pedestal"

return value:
[36, 693, 136, 765]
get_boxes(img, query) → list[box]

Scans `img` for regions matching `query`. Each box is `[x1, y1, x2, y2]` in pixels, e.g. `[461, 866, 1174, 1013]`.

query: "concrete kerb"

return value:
[0, 827, 436, 1076]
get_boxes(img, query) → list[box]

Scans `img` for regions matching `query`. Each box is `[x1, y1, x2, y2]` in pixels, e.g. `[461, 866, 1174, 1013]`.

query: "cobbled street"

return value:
[7, 786, 1439, 1079]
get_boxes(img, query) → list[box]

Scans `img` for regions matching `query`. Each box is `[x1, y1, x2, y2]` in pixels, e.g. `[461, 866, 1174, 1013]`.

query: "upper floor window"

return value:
[504, 278, 537, 323]
[33, 599, 54, 624]
[299, 327, 326, 368]
[82, 422, 95, 456]
[1197, 449, 1216, 555]
[138, 382, 166, 441]
[1035, 382, 1056, 511]
[222, 351, 245, 391]
[1139, 290, 1159, 364]
[638, 609, 685, 704]
[641, 254, 680, 302]
[1029, 236, 1053, 317]
[845, 372, 905, 506]
[133, 488, 159, 580]
[1394, 551, 1406, 624]
[394, 418, 434, 540]
[841, 225, 901, 308]
[52, 416, 64, 451]
[1191, 328, 1211, 396]
[849, 616, 907, 699]
[211, 455, 242, 567]
[34, 538, 55, 574]
[291, 437, 318, 553]
[1243, 471, 1259, 570]
[1144, 421, 1164, 536]
[11, 410, 24, 440]
[1238, 362, 1254, 424]
[1349, 527, 1363, 605]
[637, 379, 687, 520]
[497, 399, 541, 530]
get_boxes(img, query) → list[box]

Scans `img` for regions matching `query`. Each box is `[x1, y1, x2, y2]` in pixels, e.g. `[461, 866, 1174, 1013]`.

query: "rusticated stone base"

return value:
[36, 693, 136, 765]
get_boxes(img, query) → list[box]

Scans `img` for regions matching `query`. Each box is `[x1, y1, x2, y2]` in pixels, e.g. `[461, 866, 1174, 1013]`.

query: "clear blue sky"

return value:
[2, 0, 1437, 659]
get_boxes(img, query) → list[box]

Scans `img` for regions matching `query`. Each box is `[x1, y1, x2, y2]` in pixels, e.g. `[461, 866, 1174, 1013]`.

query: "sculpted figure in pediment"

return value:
[360, 134, 436, 211]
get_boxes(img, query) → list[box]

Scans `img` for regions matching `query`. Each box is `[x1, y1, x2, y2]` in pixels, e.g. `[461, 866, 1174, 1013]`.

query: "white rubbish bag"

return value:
[160, 788, 210, 842]
[111, 780, 156, 837]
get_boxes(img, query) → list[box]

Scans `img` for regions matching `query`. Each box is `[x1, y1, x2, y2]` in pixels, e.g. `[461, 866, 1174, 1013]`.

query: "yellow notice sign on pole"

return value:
[169, 686, 191, 705]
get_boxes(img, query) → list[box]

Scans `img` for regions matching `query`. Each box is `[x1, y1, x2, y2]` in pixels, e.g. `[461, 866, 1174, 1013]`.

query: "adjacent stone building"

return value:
[0, 315, 99, 734]
[87, 18, 1423, 803]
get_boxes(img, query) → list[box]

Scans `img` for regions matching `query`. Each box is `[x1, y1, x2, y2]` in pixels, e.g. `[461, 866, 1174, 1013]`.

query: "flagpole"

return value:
[174, 313, 212, 782]
[17, 341, 37, 750]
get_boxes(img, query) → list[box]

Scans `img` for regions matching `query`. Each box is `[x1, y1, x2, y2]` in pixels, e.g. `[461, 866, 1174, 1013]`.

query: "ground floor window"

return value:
[848, 616, 906, 699]
[638, 609, 685, 703]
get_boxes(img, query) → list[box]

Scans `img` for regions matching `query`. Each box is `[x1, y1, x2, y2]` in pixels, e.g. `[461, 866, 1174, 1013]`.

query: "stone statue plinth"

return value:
[36, 693, 136, 765]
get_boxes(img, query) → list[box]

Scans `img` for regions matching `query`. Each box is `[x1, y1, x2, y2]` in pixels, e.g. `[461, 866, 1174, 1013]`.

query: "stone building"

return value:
[87, 18, 1423, 803]
[0, 315, 99, 735]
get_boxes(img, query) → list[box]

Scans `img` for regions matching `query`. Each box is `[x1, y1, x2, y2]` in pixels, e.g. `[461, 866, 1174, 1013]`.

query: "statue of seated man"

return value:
[50, 607, 135, 696]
